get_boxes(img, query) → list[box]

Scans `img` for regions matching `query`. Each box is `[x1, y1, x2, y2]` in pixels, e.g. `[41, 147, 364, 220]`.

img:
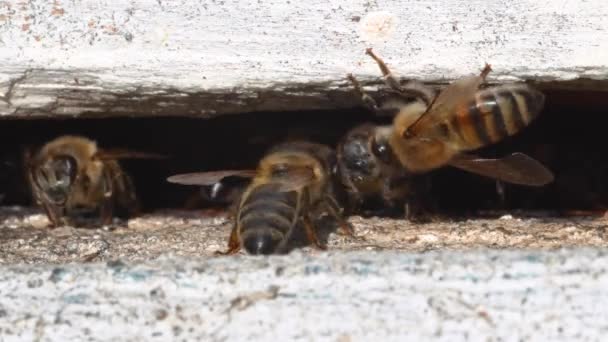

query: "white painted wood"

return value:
[0, 0, 607, 117]
[0, 248, 607, 340]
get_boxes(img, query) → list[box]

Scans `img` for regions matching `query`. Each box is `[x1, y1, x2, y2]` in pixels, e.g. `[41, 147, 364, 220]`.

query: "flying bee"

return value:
[167, 141, 353, 255]
[25, 135, 165, 227]
[340, 48, 554, 215]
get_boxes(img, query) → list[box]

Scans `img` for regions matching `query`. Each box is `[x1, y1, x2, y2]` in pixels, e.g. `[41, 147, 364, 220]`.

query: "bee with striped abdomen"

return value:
[339, 49, 553, 216]
[167, 141, 353, 255]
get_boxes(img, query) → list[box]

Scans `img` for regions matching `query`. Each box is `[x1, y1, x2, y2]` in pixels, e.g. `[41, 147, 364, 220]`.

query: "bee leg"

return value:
[214, 225, 241, 255]
[41, 202, 63, 228]
[347, 73, 401, 117]
[347, 73, 381, 109]
[323, 195, 355, 236]
[403, 199, 436, 223]
[495, 180, 507, 209]
[365, 48, 435, 105]
[480, 63, 492, 80]
[107, 162, 141, 219]
[99, 198, 114, 226]
[100, 166, 116, 226]
[302, 214, 327, 250]
[225, 201, 240, 221]
[183, 191, 204, 209]
[365, 48, 400, 89]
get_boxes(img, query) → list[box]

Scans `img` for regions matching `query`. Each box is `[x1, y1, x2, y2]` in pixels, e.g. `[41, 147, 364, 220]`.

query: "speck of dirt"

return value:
[49, 267, 67, 283]
[154, 308, 168, 320]
[150, 286, 166, 300]
[27, 279, 43, 288]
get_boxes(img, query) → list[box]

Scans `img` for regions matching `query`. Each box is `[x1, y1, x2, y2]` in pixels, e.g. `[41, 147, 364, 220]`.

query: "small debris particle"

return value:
[337, 334, 352, 342]
[228, 285, 280, 312]
[49, 267, 67, 283]
[476, 306, 494, 326]
[150, 286, 166, 300]
[418, 234, 439, 243]
[500, 214, 513, 220]
[25, 214, 49, 229]
[351, 16, 361, 22]
[154, 309, 168, 320]
[107, 259, 127, 271]
[124, 32, 133, 42]
[51, 8, 65, 16]
[27, 279, 43, 288]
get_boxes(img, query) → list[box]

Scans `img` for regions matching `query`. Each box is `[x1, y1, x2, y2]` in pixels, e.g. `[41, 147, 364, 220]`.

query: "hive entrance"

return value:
[0, 88, 606, 217]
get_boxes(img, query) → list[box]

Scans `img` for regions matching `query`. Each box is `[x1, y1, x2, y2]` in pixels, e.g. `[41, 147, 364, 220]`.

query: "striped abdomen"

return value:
[449, 85, 545, 150]
[237, 183, 299, 255]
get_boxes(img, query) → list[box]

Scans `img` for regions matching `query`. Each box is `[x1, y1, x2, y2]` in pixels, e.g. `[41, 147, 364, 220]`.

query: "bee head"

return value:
[33, 155, 78, 205]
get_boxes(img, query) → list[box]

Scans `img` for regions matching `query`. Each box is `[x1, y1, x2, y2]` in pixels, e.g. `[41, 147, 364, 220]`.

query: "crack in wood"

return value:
[0, 69, 31, 106]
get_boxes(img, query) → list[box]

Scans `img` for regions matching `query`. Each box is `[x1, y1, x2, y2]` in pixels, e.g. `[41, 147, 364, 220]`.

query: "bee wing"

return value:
[167, 170, 257, 186]
[448, 152, 554, 186]
[94, 149, 168, 160]
[408, 67, 489, 136]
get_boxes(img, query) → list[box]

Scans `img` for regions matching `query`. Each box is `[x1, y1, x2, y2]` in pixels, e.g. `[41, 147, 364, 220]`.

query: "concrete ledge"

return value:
[0, 247, 607, 340]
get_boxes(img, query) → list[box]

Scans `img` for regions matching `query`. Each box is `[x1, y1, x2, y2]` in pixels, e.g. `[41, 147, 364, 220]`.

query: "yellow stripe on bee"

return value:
[494, 88, 525, 135]
[476, 91, 502, 143]
[451, 102, 483, 149]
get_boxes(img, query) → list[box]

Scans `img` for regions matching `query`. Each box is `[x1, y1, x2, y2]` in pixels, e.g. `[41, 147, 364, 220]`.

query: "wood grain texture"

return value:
[0, 248, 606, 340]
[0, 0, 607, 118]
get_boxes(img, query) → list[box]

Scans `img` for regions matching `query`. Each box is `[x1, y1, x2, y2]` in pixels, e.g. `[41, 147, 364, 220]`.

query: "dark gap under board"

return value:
[0, 88, 606, 216]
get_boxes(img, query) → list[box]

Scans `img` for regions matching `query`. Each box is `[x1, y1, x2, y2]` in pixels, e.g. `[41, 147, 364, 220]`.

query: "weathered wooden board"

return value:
[0, 0, 607, 118]
[1, 248, 607, 340]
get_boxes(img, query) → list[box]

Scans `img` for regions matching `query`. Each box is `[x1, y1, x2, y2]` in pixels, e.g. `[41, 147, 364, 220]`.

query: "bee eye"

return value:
[371, 139, 392, 163]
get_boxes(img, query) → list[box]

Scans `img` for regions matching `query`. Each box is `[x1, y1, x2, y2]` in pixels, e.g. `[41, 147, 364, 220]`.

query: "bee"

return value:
[339, 49, 554, 215]
[337, 123, 434, 219]
[167, 141, 353, 255]
[25, 135, 164, 227]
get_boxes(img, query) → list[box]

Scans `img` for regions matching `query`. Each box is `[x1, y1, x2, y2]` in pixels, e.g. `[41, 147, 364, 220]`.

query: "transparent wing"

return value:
[448, 152, 554, 186]
[408, 65, 491, 136]
[166, 170, 257, 186]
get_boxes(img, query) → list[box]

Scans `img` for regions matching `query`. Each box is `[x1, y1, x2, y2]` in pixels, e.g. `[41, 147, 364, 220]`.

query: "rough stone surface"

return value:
[1, 206, 608, 264]
[1, 207, 608, 340]
[0, 0, 607, 118]
[0, 245, 607, 340]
